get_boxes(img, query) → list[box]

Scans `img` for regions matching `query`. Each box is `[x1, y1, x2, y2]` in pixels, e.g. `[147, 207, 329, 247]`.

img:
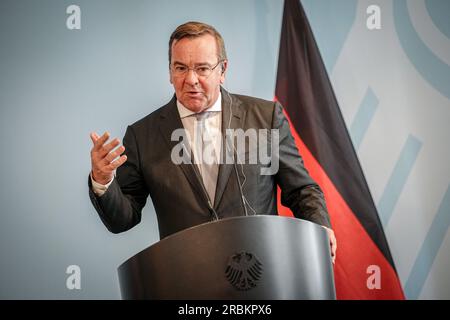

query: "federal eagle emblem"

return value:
[225, 251, 263, 291]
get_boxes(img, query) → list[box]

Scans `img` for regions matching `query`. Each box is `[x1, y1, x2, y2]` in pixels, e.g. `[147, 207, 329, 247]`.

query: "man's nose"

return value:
[185, 69, 199, 85]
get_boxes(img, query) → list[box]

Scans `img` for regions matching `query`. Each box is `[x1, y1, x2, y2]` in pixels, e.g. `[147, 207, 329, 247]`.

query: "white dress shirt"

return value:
[177, 92, 222, 168]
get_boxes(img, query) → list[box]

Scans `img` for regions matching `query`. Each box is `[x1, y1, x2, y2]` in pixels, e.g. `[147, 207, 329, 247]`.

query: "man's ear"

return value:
[220, 60, 228, 84]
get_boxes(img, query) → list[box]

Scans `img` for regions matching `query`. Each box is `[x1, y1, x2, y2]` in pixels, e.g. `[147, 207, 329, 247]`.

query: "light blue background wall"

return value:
[0, 0, 448, 299]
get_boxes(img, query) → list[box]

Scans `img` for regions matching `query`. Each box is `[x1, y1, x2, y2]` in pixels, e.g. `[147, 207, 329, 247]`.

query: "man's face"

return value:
[170, 34, 227, 113]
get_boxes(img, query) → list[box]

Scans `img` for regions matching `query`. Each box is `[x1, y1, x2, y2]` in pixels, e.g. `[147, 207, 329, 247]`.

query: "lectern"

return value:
[118, 215, 336, 299]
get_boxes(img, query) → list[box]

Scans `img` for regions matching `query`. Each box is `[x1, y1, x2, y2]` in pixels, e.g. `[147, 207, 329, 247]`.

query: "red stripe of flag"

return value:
[276, 104, 404, 299]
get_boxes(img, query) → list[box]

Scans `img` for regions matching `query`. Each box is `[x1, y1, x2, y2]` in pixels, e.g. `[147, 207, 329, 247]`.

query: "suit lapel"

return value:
[158, 96, 211, 208]
[214, 88, 246, 209]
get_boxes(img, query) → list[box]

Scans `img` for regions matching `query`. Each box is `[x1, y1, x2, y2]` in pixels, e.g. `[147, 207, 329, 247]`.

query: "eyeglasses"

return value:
[171, 60, 223, 78]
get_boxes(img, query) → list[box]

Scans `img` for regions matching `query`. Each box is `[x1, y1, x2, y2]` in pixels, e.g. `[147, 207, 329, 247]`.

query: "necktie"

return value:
[194, 112, 219, 205]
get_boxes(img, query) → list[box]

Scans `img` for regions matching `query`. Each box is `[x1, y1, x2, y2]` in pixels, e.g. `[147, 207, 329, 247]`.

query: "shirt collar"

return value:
[177, 92, 222, 119]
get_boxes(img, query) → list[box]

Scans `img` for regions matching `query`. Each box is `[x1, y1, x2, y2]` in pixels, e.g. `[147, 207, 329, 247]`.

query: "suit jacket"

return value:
[89, 88, 331, 239]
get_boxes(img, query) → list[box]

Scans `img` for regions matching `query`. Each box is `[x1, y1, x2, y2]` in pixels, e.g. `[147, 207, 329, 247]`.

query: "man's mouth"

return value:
[186, 91, 203, 98]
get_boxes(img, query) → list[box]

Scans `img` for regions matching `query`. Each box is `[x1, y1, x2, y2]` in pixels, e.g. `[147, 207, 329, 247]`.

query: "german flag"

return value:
[275, 0, 405, 299]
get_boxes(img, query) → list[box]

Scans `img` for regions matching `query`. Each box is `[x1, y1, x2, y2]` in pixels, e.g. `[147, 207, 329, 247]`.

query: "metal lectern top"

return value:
[118, 215, 336, 299]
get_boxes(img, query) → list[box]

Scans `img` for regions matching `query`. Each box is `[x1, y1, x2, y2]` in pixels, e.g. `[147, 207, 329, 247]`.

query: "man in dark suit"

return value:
[89, 21, 336, 262]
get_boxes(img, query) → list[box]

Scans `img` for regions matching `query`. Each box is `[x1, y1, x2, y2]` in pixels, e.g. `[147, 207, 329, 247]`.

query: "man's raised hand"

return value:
[90, 132, 127, 185]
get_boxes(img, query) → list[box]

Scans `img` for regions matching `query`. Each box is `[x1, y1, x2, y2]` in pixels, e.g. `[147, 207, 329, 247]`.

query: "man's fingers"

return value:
[107, 155, 128, 171]
[330, 246, 336, 264]
[324, 227, 337, 264]
[90, 132, 99, 144]
[104, 145, 125, 163]
[330, 233, 337, 253]
[99, 138, 121, 158]
[92, 132, 110, 151]
[331, 234, 337, 264]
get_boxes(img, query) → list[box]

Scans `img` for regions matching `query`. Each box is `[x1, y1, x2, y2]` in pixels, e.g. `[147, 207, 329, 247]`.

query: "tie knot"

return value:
[194, 111, 210, 121]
